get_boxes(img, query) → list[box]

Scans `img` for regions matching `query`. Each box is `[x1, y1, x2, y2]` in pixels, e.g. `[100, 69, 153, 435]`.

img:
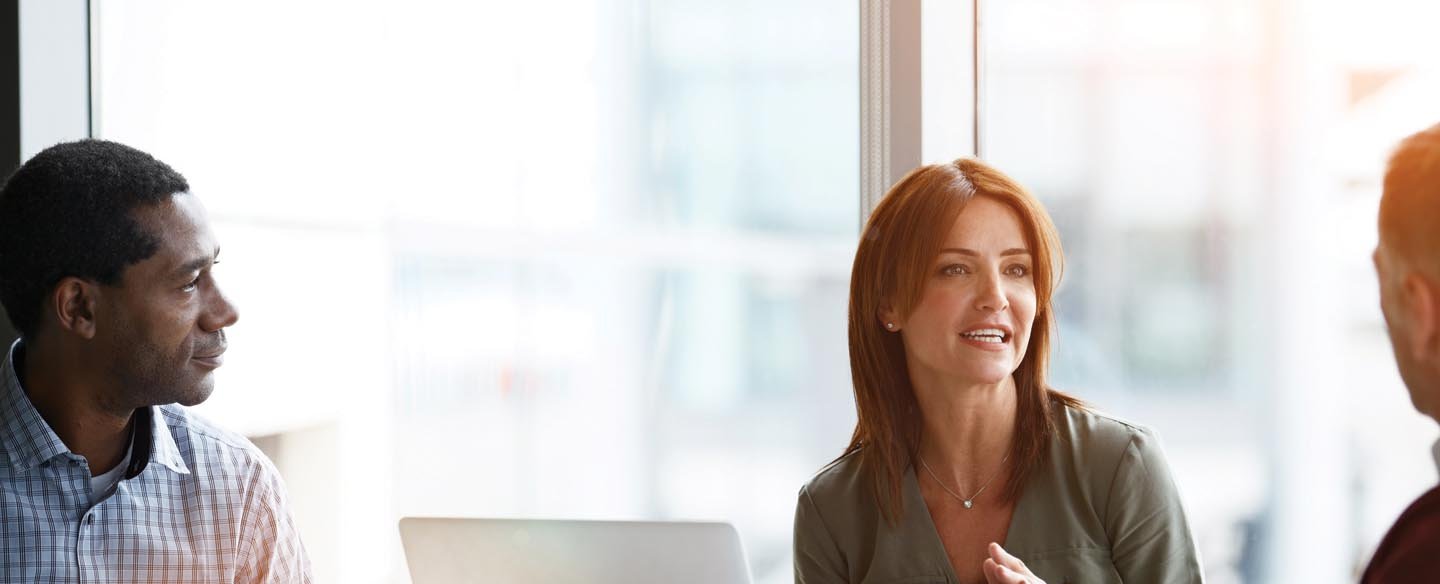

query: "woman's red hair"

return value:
[843, 157, 1081, 524]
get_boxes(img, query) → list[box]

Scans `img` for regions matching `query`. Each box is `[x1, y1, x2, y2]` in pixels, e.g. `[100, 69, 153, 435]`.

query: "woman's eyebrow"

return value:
[938, 247, 1032, 257]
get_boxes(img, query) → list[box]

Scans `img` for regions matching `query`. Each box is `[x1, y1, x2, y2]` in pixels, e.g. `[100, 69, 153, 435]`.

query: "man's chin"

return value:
[174, 382, 217, 407]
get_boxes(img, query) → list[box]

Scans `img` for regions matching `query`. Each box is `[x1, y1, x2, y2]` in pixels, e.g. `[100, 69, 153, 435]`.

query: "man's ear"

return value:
[1403, 272, 1440, 360]
[50, 277, 100, 340]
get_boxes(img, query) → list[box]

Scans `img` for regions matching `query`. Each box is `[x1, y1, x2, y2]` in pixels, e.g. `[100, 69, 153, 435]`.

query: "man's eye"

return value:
[182, 276, 201, 292]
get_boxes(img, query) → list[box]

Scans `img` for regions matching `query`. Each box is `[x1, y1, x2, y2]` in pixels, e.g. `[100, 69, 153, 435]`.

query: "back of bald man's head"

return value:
[1381, 123, 1440, 275]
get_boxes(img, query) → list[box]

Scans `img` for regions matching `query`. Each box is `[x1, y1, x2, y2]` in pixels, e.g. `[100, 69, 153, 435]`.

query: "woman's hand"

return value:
[982, 542, 1047, 584]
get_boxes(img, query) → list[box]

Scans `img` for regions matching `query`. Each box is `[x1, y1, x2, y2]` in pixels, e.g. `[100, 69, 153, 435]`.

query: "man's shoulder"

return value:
[157, 404, 276, 476]
[1364, 485, 1440, 583]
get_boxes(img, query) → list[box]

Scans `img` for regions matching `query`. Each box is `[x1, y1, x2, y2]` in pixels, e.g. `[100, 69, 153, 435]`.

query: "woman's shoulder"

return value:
[1052, 400, 1157, 447]
[795, 448, 888, 550]
[1047, 399, 1172, 481]
[799, 448, 870, 505]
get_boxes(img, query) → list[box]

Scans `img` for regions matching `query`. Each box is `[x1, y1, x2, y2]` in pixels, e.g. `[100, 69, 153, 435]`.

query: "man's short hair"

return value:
[1382, 123, 1440, 274]
[0, 139, 189, 338]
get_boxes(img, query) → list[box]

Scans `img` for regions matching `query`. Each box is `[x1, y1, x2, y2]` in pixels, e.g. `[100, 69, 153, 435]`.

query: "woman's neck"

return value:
[913, 374, 1018, 491]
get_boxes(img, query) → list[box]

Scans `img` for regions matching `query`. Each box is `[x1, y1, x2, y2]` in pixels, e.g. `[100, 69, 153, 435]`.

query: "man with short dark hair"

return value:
[0, 140, 312, 582]
[1366, 123, 1440, 581]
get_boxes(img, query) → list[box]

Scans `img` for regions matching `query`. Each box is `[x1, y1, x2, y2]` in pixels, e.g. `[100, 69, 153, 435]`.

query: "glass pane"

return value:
[97, 2, 858, 582]
[985, 0, 1440, 582]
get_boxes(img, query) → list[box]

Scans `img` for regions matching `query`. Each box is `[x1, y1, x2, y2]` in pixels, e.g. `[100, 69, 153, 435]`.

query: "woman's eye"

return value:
[1006, 264, 1030, 277]
[941, 264, 969, 276]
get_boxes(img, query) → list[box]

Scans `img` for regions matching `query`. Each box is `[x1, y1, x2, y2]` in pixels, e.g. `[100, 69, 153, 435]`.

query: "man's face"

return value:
[1374, 237, 1438, 418]
[95, 194, 238, 408]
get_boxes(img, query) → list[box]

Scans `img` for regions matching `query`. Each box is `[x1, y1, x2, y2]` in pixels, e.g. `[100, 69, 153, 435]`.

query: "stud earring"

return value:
[885, 322, 896, 330]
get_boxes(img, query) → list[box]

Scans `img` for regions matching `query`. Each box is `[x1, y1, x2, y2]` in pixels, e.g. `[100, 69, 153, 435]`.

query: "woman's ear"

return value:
[878, 306, 901, 332]
[51, 277, 100, 340]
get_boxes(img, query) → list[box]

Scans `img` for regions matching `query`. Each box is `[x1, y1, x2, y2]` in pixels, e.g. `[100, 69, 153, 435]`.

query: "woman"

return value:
[794, 159, 1202, 584]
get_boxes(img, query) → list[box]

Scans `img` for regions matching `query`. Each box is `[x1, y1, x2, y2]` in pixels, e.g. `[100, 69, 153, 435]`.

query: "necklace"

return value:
[919, 453, 1010, 510]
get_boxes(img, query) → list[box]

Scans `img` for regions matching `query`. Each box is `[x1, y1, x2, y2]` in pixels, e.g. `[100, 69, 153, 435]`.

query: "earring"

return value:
[885, 322, 896, 330]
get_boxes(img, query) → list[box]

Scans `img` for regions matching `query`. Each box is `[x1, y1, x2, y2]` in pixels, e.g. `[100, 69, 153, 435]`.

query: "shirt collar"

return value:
[1, 339, 189, 476]
[0, 339, 73, 471]
[133, 403, 190, 477]
[1431, 437, 1440, 481]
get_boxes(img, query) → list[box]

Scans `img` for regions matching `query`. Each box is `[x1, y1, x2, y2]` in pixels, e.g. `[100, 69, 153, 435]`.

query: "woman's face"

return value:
[888, 196, 1038, 388]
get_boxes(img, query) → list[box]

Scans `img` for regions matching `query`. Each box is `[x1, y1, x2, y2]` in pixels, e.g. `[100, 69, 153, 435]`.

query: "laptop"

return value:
[399, 517, 754, 584]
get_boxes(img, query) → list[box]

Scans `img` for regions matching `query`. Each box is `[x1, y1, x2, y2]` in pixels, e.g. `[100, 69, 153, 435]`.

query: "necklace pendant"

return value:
[963, 499, 974, 509]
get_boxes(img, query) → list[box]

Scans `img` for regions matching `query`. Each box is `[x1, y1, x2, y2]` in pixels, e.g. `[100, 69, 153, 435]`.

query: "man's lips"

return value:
[192, 347, 226, 367]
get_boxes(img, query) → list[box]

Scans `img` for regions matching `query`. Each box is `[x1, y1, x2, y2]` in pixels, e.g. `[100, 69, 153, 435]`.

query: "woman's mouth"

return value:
[960, 328, 1009, 344]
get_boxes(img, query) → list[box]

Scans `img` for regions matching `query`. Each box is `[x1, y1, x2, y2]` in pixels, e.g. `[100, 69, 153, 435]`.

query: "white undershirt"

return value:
[90, 441, 133, 504]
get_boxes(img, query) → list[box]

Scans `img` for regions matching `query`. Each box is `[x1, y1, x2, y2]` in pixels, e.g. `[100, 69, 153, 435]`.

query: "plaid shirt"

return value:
[0, 341, 313, 583]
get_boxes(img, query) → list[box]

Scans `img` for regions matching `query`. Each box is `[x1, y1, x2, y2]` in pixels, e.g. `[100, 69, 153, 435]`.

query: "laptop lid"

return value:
[399, 517, 753, 584]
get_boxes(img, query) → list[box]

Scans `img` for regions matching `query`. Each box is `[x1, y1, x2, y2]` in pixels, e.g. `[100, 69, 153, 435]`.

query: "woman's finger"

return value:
[988, 542, 1031, 574]
[983, 558, 1029, 584]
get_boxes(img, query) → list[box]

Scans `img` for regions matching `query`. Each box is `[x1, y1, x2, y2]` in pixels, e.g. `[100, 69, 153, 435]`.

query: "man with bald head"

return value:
[1366, 122, 1440, 582]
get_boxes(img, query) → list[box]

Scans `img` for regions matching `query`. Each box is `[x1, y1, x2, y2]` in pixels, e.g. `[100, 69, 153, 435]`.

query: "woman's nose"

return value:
[974, 272, 1009, 313]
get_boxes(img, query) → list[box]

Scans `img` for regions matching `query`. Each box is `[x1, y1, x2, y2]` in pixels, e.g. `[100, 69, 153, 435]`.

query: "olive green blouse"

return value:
[793, 404, 1204, 584]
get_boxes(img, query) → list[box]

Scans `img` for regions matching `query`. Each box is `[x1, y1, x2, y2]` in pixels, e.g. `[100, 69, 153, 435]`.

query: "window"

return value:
[83, 1, 1440, 582]
[98, 2, 857, 582]
[984, 0, 1440, 581]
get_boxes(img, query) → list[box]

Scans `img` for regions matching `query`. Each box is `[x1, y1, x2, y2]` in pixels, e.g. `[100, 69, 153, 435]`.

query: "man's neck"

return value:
[19, 341, 136, 475]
